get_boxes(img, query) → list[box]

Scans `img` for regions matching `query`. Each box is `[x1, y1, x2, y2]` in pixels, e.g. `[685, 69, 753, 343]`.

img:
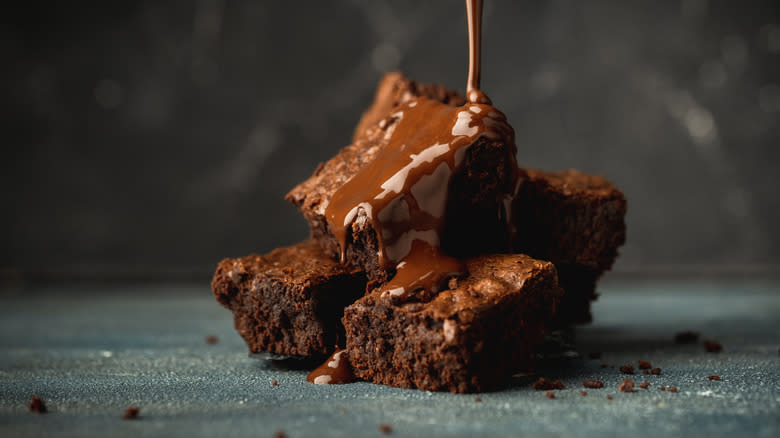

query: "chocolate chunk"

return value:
[668, 386, 678, 393]
[639, 381, 650, 389]
[650, 368, 661, 375]
[122, 406, 140, 420]
[532, 377, 566, 391]
[378, 423, 393, 434]
[674, 331, 700, 344]
[272, 380, 278, 386]
[545, 391, 556, 399]
[707, 375, 721, 381]
[344, 254, 563, 393]
[637, 360, 652, 369]
[28, 396, 46, 413]
[642, 369, 649, 375]
[618, 379, 635, 393]
[211, 241, 366, 357]
[619, 365, 635, 374]
[583, 380, 604, 389]
[474, 397, 482, 402]
[205, 335, 219, 345]
[704, 340, 723, 353]
[607, 395, 613, 400]
[580, 390, 588, 396]
[660, 386, 667, 391]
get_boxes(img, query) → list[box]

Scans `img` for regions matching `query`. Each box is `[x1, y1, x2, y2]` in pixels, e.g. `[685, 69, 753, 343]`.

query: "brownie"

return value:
[286, 96, 518, 289]
[211, 241, 366, 357]
[343, 254, 563, 393]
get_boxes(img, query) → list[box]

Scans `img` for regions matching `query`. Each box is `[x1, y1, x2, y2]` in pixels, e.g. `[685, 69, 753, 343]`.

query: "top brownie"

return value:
[286, 76, 518, 288]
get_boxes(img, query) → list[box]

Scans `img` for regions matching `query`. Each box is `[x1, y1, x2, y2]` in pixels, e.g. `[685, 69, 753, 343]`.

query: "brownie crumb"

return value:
[675, 331, 700, 344]
[122, 406, 140, 420]
[474, 397, 482, 402]
[588, 352, 602, 360]
[668, 386, 678, 393]
[619, 364, 634, 374]
[707, 375, 721, 381]
[532, 378, 565, 390]
[205, 335, 219, 345]
[650, 368, 661, 375]
[642, 369, 649, 375]
[29, 396, 46, 413]
[639, 381, 651, 389]
[580, 390, 587, 396]
[600, 364, 608, 369]
[378, 423, 393, 434]
[545, 391, 555, 399]
[618, 379, 635, 393]
[272, 380, 278, 386]
[660, 386, 667, 391]
[583, 380, 604, 389]
[607, 395, 613, 400]
[274, 430, 288, 438]
[704, 340, 723, 353]
[638, 360, 652, 369]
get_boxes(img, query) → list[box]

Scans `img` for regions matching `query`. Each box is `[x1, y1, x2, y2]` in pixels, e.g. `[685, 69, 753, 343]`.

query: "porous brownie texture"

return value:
[343, 254, 564, 393]
[513, 168, 627, 272]
[211, 241, 366, 357]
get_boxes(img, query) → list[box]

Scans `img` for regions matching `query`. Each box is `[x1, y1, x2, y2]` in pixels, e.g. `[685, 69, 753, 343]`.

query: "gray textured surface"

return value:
[1, 280, 779, 437]
[2, 0, 780, 277]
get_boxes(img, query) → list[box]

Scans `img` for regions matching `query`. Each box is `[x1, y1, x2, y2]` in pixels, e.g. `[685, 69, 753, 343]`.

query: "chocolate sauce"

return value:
[466, 0, 491, 104]
[323, 0, 513, 301]
[306, 349, 356, 385]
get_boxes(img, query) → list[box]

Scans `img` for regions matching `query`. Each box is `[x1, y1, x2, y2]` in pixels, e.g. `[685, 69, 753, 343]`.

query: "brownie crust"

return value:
[211, 241, 366, 357]
[343, 254, 564, 393]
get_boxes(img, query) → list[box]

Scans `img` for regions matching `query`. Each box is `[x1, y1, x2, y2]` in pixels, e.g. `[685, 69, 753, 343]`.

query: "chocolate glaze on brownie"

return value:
[286, 98, 518, 292]
[343, 254, 563, 393]
[211, 241, 366, 357]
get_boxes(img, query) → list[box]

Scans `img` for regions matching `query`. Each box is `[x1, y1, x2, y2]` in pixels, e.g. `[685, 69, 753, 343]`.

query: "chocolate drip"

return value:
[306, 349, 356, 385]
[466, 0, 491, 104]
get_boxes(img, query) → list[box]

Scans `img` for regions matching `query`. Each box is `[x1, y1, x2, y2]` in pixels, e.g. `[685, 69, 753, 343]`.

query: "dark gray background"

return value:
[2, 0, 779, 280]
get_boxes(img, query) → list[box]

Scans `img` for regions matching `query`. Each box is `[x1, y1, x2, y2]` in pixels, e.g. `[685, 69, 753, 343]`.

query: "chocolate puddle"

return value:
[306, 349, 356, 385]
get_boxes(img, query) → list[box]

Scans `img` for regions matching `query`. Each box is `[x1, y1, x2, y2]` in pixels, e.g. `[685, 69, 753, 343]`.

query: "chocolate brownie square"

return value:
[211, 241, 366, 357]
[343, 254, 563, 393]
[513, 168, 627, 272]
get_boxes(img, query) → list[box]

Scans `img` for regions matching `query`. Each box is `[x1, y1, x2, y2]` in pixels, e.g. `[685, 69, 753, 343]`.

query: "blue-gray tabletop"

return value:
[1, 279, 778, 438]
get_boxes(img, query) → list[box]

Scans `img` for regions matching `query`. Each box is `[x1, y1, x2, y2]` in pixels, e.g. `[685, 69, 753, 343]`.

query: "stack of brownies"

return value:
[212, 73, 626, 393]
